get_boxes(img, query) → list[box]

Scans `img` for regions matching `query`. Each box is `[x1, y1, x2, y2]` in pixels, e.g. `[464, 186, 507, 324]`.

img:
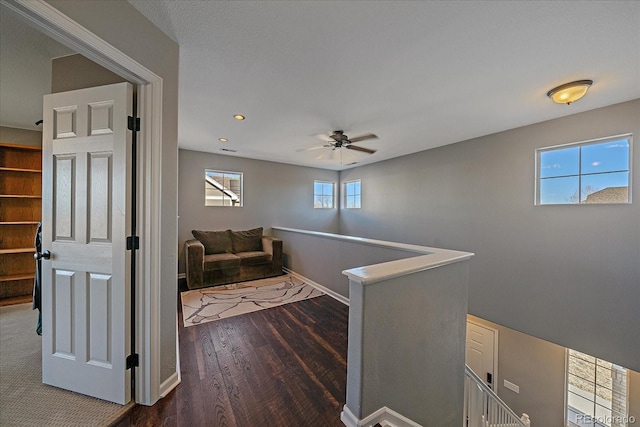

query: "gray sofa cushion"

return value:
[236, 251, 272, 266]
[230, 227, 263, 253]
[203, 253, 241, 271]
[192, 229, 233, 255]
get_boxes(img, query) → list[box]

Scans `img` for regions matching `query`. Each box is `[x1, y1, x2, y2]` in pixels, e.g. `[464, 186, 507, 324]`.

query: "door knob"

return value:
[34, 250, 51, 260]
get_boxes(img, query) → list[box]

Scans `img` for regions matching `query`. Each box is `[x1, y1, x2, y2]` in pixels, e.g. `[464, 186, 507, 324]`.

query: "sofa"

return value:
[185, 227, 283, 289]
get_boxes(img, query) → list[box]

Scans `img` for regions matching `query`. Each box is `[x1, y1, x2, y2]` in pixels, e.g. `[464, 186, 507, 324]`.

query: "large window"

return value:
[205, 169, 243, 206]
[344, 180, 361, 208]
[314, 180, 334, 209]
[566, 349, 630, 427]
[536, 135, 631, 205]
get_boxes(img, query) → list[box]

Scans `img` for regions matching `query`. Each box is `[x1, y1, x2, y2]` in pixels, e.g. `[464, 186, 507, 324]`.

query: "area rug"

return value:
[181, 274, 324, 327]
[0, 303, 133, 427]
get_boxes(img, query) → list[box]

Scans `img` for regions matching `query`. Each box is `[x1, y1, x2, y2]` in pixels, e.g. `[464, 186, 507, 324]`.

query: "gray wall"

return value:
[46, 0, 180, 385]
[469, 314, 640, 425]
[0, 126, 42, 147]
[347, 261, 469, 425]
[177, 149, 340, 272]
[51, 53, 125, 93]
[272, 228, 414, 298]
[468, 314, 567, 426]
[340, 99, 640, 373]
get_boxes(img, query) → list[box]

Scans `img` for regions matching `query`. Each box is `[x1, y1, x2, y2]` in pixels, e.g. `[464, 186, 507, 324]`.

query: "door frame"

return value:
[2, 0, 168, 405]
[467, 319, 500, 391]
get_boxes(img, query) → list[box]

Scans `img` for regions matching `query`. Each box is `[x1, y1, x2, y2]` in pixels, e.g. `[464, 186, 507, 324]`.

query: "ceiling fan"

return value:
[299, 130, 378, 158]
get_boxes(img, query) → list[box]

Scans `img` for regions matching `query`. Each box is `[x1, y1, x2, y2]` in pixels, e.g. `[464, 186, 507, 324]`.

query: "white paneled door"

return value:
[466, 321, 497, 390]
[41, 82, 132, 405]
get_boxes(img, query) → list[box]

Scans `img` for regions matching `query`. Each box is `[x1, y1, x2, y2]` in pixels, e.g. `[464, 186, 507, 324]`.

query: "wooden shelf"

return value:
[0, 143, 41, 299]
[0, 295, 33, 306]
[0, 248, 36, 255]
[0, 142, 41, 151]
[0, 221, 40, 225]
[0, 167, 41, 173]
[0, 273, 35, 282]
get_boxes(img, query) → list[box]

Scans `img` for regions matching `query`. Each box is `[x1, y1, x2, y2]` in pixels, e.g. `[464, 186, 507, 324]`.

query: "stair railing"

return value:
[464, 365, 528, 427]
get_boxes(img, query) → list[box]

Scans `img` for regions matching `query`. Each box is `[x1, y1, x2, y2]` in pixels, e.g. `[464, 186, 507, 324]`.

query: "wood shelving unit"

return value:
[0, 143, 42, 300]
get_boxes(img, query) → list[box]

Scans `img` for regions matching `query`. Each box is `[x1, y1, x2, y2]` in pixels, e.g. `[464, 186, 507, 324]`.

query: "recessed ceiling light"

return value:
[547, 80, 593, 105]
[218, 138, 228, 142]
[233, 114, 245, 121]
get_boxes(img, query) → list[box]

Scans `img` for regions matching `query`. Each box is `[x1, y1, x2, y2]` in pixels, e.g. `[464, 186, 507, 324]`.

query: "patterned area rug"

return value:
[181, 274, 324, 327]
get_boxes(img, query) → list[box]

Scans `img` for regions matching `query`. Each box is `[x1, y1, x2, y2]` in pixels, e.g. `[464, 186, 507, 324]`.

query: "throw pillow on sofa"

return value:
[192, 229, 233, 255]
[230, 227, 263, 253]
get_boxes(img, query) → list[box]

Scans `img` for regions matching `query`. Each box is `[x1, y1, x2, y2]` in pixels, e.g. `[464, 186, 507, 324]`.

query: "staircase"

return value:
[464, 365, 529, 427]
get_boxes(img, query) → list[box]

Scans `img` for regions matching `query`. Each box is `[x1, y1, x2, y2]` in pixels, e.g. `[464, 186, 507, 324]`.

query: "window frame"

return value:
[565, 349, 630, 427]
[344, 179, 362, 209]
[535, 134, 632, 205]
[314, 180, 335, 209]
[204, 169, 243, 207]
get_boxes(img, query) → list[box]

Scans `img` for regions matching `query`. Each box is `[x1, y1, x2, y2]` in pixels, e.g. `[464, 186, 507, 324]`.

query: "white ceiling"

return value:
[128, 0, 640, 170]
[2, 2, 638, 171]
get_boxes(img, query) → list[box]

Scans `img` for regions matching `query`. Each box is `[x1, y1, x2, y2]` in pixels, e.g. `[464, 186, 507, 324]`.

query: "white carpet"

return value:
[181, 274, 324, 327]
[0, 303, 132, 427]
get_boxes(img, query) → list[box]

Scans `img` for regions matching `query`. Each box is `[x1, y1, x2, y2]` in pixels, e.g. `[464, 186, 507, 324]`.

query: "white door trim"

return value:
[2, 0, 168, 405]
[467, 319, 499, 392]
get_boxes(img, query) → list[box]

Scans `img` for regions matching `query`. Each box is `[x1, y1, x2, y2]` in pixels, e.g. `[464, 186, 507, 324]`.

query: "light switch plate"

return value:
[504, 379, 520, 394]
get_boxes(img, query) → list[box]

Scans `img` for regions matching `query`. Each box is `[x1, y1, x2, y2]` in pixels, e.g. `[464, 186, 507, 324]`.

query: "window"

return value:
[344, 180, 361, 208]
[205, 169, 243, 206]
[536, 135, 631, 205]
[314, 180, 334, 208]
[566, 349, 630, 427]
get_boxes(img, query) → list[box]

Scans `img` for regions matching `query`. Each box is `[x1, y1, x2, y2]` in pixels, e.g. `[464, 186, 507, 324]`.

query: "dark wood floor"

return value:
[115, 294, 349, 427]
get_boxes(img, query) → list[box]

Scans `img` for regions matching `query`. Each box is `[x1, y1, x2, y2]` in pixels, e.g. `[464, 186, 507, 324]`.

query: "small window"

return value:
[566, 349, 629, 427]
[314, 180, 334, 209]
[344, 180, 361, 208]
[205, 169, 243, 206]
[536, 135, 631, 205]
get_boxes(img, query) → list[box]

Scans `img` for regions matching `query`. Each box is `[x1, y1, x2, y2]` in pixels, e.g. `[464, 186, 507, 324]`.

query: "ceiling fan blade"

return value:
[348, 133, 378, 143]
[346, 145, 376, 154]
[296, 145, 326, 152]
[313, 133, 332, 142]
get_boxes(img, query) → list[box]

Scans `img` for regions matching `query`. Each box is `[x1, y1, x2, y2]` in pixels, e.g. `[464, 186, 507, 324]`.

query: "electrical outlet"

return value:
[504, 379, 520, 394]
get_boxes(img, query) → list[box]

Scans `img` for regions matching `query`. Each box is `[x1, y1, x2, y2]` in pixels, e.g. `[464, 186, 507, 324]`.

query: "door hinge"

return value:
[126, 353, 139, 370]
[127, 116, 140, 132]
[126, 236, 139, 250]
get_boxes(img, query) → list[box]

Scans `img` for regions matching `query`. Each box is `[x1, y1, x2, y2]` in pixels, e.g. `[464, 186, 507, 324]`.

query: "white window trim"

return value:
[314, 180, 335, 209]
[564, 349, 630, 427]
[344, 179, 361, 209]
[205, 169, 243, 207]
[535, 133, 632, 205]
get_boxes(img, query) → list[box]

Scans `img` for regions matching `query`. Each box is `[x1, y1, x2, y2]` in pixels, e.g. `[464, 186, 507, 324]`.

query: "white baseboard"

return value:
[159, 371, 180, 398]
[341, 405, 422, 427]
[284, 268, 349, 306]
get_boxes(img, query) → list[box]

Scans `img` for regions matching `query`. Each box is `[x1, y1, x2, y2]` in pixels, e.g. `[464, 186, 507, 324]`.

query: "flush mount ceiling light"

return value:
[233, 114, 245, 121]
[218, 137, 228, 142]
[547, 80, 593, 105]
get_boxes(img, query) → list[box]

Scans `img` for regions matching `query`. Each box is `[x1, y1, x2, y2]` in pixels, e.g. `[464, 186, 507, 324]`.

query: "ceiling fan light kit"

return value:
[546, 79, 593, 105]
